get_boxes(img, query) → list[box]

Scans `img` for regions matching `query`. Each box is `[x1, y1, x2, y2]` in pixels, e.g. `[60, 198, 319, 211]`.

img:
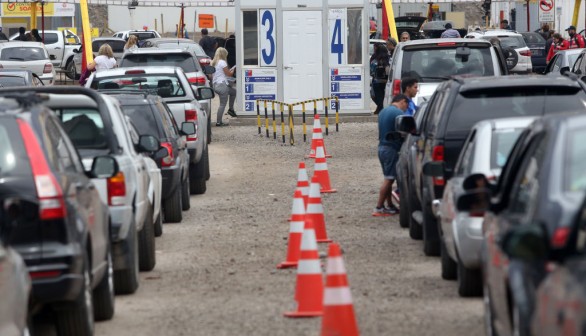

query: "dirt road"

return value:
[91, 119, 482, 336]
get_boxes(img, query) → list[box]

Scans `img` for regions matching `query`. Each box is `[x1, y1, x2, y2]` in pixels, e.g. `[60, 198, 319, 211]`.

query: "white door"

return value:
[283, 11, 323, 106]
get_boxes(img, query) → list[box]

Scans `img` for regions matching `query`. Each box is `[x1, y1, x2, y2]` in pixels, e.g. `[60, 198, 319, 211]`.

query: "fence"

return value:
[255, 96, 340, 146]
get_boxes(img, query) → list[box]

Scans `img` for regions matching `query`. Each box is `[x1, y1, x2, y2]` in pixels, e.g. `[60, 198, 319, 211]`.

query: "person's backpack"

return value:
[374, 63, 388, 81]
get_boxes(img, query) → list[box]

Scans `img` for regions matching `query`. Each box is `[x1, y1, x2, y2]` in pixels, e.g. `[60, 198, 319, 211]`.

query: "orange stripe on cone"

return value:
[307, 175, 332, 243]
[277, 190, 305, 269]
[314, 139, 336, 193]
[284, 218, 323, 317]
[321, 243, 359, 336]
[307, 114, 332, 159]
[288, 162, 310, 222]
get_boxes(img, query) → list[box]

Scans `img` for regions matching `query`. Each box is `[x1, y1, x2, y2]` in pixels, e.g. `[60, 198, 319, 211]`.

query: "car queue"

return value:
[0, 31, 215, 336]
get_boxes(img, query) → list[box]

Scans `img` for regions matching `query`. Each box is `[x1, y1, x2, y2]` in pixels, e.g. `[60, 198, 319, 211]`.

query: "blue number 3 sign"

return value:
[261, 10, 275, 66]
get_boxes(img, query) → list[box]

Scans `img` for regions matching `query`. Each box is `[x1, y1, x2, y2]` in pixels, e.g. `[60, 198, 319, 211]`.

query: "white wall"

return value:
[107, 6, 236, 34]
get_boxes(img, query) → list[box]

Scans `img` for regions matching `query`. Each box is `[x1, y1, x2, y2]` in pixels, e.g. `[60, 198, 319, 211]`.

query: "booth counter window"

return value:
[243, 10, 259, 66]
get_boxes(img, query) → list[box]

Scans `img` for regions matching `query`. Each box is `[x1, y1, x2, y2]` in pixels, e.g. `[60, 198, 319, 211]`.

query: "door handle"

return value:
[284, 66, 292, 70]
[54, 47, 62, 50]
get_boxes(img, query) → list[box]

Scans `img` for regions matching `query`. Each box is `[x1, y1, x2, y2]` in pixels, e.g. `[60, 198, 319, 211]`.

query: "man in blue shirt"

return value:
[374, 94, 409, 216]
[401, 77, 419, 116]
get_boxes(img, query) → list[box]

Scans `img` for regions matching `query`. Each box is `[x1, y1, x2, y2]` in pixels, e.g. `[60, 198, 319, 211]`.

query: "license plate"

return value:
[531, 49, 543, 56]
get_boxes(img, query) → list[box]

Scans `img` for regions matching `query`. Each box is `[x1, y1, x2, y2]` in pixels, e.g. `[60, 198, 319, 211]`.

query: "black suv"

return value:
[106, 91, 195, 224]
[397, 75, 586, 256]
[0, 93, 118, 335]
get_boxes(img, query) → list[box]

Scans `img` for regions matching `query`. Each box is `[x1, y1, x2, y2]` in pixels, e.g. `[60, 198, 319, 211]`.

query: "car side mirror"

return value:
[500, 224, 549, 261]
[49, 55, 56, 61]
[195, 87, 215, 100]
[73, 48, 81, 54]
[422, 161, 444, 177]
[180, 121, 196, 136]
[395, 115, 417, 135]
[560, 66, 570, 75]
[152, 146, 169, 161]
[203, 65, 215, 75]
[456, 188, 491, 217]
[136, 135, 160, 153]
[89, 156, 119, 178]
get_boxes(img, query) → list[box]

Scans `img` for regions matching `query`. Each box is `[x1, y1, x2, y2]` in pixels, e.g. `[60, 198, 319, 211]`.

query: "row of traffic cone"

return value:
[278, 114, 359, 336]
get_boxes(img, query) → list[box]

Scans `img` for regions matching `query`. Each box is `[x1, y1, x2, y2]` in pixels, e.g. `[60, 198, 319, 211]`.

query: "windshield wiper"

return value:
[9, 57, 25, 61]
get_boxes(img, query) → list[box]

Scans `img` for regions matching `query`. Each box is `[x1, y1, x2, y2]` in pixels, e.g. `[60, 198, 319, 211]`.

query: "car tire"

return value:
[154, 209, 163, 237]
[114, 220, 139, 295]
[164, 185, 183, 223]
[65, 60, 79, 80]
[190, 147, 208, 195]
[422, 198, 440, 256]
[457, 256, 482, 297]
[399, 178, 410, 228]
[138, 205, 156, 272]
[54, 252, 94, 336]
[181, 177, 191, 211]
[93, 246, 115, 321]
[440, 239, 457, 280]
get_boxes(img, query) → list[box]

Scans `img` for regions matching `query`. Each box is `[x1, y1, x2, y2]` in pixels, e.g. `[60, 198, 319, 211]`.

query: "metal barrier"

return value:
[256, 97, 339, 146]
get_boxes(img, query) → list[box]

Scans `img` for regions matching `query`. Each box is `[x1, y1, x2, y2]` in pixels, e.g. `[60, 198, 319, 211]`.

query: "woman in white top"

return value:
[124, 35, 138, 53]
[87, 44, 117, 72]
[211, 47, 237, 126]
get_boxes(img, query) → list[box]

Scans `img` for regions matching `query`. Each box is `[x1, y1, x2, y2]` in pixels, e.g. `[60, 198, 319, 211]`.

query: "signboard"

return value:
[328, 8, 347, 66]
[243, 68, 277, 112]
[198, 14, 214, 29]
[259, 9, 276, 67]
[1, 2, 75, 17]
[538, 0, 554, 22]
[329, 67, 363, 110]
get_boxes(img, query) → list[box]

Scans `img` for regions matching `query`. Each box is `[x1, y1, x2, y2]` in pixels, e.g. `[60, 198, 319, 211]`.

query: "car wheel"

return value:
[399, 177, 410, 228]
[484, 283, 499, 336]
[93, 246, 115, 321]
[54, 252, 94, 336]
[138, 205, 156, 272]
[113, 219, 139, 294]
[457, 256, 482, 297]
[65, 60, 79, 80]
[154, 209, 163, 237]
[181, 177, 191, 211]
[422, 197, 440, 256]
[440, 239, 457, 280]
[164, 185, 183, 223]
[189, 147, 208, 195]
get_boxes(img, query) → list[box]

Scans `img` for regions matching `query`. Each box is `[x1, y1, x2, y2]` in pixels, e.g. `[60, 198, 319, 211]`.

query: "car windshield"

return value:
[120, 53, 197, 73]
[569, 53, 581, 68]
[0, 75, 26, 87]
[119, 103, 160, 137]
[401, 47, 495, 81]
[93, 40, 125, 53]
[56, 108, 108, 149]
[0, 117, 31, 177]
[522, 33, 545, 44]
[92, 74, 186, 98]
[157, 42, 206, 56]
[0, 47, 47, 61]
[490, 128, 524, 169]
[482, 36, 526, 49]
[566, 127, 586, 192]
[132, 32, 158, 40]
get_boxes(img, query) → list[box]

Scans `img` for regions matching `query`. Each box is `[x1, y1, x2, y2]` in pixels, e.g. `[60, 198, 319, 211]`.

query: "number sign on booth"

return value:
[328, 8, 347, 66]
[260, 9, 276, 67]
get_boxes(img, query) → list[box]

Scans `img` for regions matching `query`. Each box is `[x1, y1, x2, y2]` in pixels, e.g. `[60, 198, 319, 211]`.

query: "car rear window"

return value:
[157, 42, 206, 57]
[0, 75, 26, 87]
[119, 103, 161, 138]
[448, 87, 586, 133]
[132, 32, 158, 40]
[93, 40, 125, 53]
[490, 128, 524, 169]
[566, 127, 586, 192]
[92, 74, 186, 98]
[0, 117, 32, 177]
[57, 109, 108, 149]
[0, 47, 47, 61]
[120, 53, 197, 73]
[401, 46, 495, 81]
[482, 36, 526, 49]
[522, 33, 546, 44]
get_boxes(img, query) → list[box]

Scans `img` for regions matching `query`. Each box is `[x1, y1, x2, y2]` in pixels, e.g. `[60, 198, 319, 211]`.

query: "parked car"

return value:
[0, 92, 119, 335]
[73, 37, 127, 78]
[436, 117, 534, 297]
[0, 69, 46, 87]
[394, 16, 426, 40]
[421, 20, 467, 39]
[383, 38, 508, 106]
[465, 30, 533, 74]
[0, 205, 31, 336]
[0, 42, 55, 84]
[112, 30, 161, 43]
[544, 48, 583, 75]
[457, 113, 586, 336]
[141, 38, 211, 69]
[520, 32, 547, 73]
[569, 48, 586, 77]
[9, 29, 80, 79]
[86, 66, 214, 195]
[396, 75, 586, 256]
[106, 91, 195, 224]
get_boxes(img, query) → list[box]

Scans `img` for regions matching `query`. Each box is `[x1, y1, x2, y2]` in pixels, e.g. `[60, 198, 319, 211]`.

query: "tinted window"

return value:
[490, 128, 524, 169]
[0, 75, 26, 87]
[121, 53, 197, 72]
[522, 33, 545, 44]
[0, 47, 47, 61]
[132, 32, 158, 40]
[401, 47, 495, 81]
[509, 136, 546, 214]
[42, 118, 78, 173]
[93, 40, 125, 53]
[158, 42, 206, 57]
[119, 103, 161, 138]
[483, 36, 526, 49]
[566, 127, 586, 192]
[43, 33, 59, 45]
[447, 88, 586, 132]
[243, 10, 258, 66]
[92, 74, 186, 98]
[57, 109, 108, 149]
[0, 117, 31, 176]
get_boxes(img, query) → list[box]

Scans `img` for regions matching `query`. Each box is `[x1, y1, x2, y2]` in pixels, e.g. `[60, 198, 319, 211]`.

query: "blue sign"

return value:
[245, 84, 254, 93]
[245, 76, 276, 83]
[331, 82, 339, 92]
[245, 94, 276, 100]
[332, 93, 362, 99]
[331, 75, 361, 81]
[245, 102, 255, 111]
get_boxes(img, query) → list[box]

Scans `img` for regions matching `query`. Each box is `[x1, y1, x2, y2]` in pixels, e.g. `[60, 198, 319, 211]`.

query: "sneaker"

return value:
[372, 207, 392, 217]
[385, 204, 399, 215]
[216, 122, 229, 127]
[227, 109, 237, 118]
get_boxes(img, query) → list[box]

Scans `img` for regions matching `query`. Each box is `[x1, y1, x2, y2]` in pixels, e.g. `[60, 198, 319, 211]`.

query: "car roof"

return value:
[0, 69, 32, 75]
[93, 37, 126, 42]
[456, 75, 583, 92]
[467, 30, 522, 37]
[0, 41, 46, 48]
[145, 38, 195, 44]
[93, 66, 181, 78]
[400, 38, 492, 47]
[124, 48, 189, 54]
[474, 116, 538, 131]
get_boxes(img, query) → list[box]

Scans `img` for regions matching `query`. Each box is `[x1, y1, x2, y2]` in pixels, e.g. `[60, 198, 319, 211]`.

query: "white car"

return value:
[0, 41, 55, 84]
[0, 242, 30, 336]
[465, 30, 533, 74]
[113, 30, 161, 43]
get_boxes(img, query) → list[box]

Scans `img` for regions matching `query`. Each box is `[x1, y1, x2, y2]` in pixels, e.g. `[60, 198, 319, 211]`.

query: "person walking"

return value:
[401, 77, 419, 116]
[440, 22, 461, 38]
[199, 28, 216, 59]
[373, 94, 409, 217]
[566, 26, 585, 49]
[124, 35, 139, 52]
[211, 47, 237, 126]
[370, 44, 390, 114]
[87, 44, 117, 72]
[546, 33, 570, 63]
[224, 34, 236, 68]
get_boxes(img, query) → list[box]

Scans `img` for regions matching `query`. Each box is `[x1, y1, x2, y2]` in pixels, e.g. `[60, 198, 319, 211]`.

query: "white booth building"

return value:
[234, 0, 370, 115]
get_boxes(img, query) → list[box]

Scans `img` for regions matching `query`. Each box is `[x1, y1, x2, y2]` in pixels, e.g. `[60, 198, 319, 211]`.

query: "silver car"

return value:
[73, 37, 126, 76]
[0, 42, 55, 85]
[436, 117, 535, 297]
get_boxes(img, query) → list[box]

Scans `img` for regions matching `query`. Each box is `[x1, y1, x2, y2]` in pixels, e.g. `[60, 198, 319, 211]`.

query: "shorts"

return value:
[378, 145, 399, 180]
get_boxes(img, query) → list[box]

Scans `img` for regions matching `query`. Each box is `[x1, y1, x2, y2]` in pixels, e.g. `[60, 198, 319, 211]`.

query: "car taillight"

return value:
[437, 42, 456, 46]
[18, 119, 67, 220]
[552, 227, 571, 248]
[107, 172, 126, 206]
[160, 142, 175, 167]
[30, 270, 62, 279]
[519, 50, 532, 57]
[432, 145, 445, 186]
[43, 63, 53, 74]
[199, 58, 211, 65]
[185, 109, 198, 141]
[125, 70, 145, 75]
[392, 79, 401, 96]
[188, 76, 206, 86]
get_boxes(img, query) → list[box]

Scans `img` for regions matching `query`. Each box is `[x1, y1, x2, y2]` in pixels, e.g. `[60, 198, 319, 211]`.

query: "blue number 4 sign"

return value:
[331, 19, 343, 64]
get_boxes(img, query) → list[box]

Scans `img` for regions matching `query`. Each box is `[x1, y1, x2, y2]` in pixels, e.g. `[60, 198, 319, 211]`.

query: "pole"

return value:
[225, 18, 228, 38]
[155, 18, 158, 32]
[80, 0, 94, 67]
[526, 0, 530, 32]
[161, 14, 165, 35]
[41, 2, 45, 43]
[30, 2, 37, 30]
[256, 100, 261, 135]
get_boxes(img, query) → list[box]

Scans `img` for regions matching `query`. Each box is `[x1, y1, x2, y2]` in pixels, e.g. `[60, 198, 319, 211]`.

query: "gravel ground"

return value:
[87, 110, 484, 335]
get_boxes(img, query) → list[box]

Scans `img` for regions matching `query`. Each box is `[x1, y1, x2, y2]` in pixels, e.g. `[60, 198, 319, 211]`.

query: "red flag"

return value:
[81, 32, 87, 73]
[382, 1, 389, 40]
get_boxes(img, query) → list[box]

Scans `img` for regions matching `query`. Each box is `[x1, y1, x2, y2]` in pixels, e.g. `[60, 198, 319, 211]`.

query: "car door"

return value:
[544, 54, 560, 74]
[42, 33, 63, 67]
